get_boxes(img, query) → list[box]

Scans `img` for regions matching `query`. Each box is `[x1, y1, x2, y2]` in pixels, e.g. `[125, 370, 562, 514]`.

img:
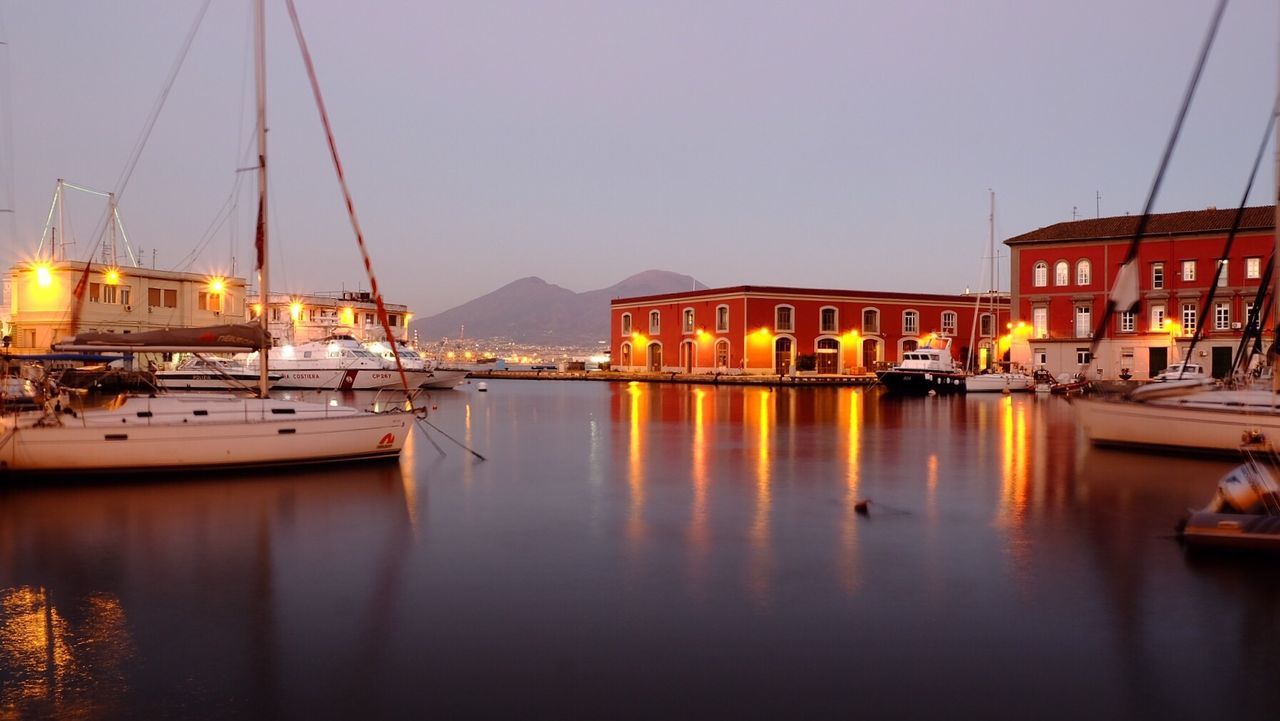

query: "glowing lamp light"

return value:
[289, 301, 303, 322]
[104, 268, 121, 285]
[208, 277, 226, 294]
[341, 307, 355, 325]
[252, 303, 263, 315]
[33, 262, 52, 288]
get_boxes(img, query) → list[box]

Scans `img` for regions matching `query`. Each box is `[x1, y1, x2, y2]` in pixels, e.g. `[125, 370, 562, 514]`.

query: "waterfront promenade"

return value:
[464, 368, 880, 386]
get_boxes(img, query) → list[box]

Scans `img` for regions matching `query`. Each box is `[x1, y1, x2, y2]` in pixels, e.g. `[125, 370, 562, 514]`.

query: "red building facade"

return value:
[1004, 206, 1275, 380]
[610, 286, 1008, 375]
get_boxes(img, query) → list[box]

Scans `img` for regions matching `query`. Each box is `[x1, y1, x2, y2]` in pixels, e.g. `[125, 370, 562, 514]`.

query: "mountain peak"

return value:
[412, 270, 707, 344]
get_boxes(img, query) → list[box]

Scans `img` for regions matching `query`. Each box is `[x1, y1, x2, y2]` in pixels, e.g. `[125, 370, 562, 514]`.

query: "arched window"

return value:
[862, 308, 880, 334]
[902, 310, 919, 335]
[1076, 259, 1091, 286]
[682, 307, 695, 334]
[1055, 261, 1069, 286]
[1033, 262, 1048, 287]
[941, 311, 958, 335]
[620, 313, 632, 336]
[775, 304, 795, 332]
[620, 342, 632, 367]
[648, 310, 660, 334]
[715, 305, 730, 333]
[819, 306, 838, 333]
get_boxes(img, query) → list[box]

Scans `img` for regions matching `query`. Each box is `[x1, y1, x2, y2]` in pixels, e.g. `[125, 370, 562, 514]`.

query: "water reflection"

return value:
[838, 389, 863, 595]
[748, 388, 774, 609]
[0, 463, 412, 720]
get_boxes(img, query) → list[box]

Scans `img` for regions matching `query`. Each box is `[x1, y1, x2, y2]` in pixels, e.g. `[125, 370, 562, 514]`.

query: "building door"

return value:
[680, 340, 695, 372]
[862, 339, 878, 371]
[774, 337, 793, 374]
[816, 339, 839, 373]
[1148, 347, 1167, 378]
[648, 343, 663, 372]
[1211, 346, 1233, 379]
[901, 339, 918, 360]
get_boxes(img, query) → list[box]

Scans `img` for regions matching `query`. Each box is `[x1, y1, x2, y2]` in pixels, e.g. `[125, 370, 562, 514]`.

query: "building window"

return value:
[1076, 259, 1091, 286]
[388, 314, 399, 326]
[1216, 260, 1228, 287]
[1032, 307, 1048, 338]
[119, 287, 131, 307]
[620, 343, 631, 366]
[682, 308, 695, 334]
[649, 310, 660, 334]
[715, 339, 730, 368]
[1215, 302, 1230, 330]
[1074, 306, 1091, 337]
[1076, 348, 1092, 365]
[1033, 262, 1048, 287]
[902, 310, 919, 335]
[1181, 303, 1197, 335]
[715, 305, 729, 333]
[197, 292, 222, 312]
[1246, 303, 1257, 329]
[1055, 261, 1069, 286]
[1120, 310, 1135, 332]
[941, 311, 957, 336]
[89, 282, 101, 303]
[147, 288, 178, 308]
[1246, 257, 1261, 280]
[775, 305, 794, 332]
[862, 308, 880, 334]
[1150, 304, 1166, 331]
[621, 313, 632, 335]
[1034, 348, 1047, 367]
[1152, 262, 1164, 289]
[1181, 260, 1196, 282]
[979, 313, 993, 337]
[820, 307, 838, 334]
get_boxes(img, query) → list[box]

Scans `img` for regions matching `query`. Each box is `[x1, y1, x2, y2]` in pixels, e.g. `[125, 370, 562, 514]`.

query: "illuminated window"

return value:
[1074, 305, 1091, 337]
[1055, 261, 1069, 286]
[649, 310, 660, 334]
[1151, 262, 1164, 289]
[1246, 257, 1261, 280]
[862, 308, 880, 334]
[1076, 259, 1091, 286]
[941, 311, 957, 335]
[1181, 260, 1196, 282]
[197, 292, 222, 312]
[819, 307, 838, 333]
[715, 305, 729, 333]
[1032, 307, 1047, 338]
[1120, 310, 1135, 332]
[1215, 302, 1230, 330]
[902, 310, 919, 335]
[682, 308, 695, 334]
[621, 313, 632, 335]
[775, 305, 794, 332]
[715, 339, 730, 368]
[1181, 304, 1196, 334]
[1033, 262, 1047, 287]
[1150, 304, 1165, 331]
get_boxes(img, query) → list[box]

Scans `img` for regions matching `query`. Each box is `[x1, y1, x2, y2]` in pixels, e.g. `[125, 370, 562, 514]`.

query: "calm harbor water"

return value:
[2, 380, 1278, 720]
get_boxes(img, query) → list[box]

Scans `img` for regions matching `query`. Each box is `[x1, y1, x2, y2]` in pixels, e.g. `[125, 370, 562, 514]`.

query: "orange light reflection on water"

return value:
[627, 381, 646, 544]
[996, 395, 1033, 580]
[747, 388, 773, 608]
[838, 388, 863, 595]
[688, 388, 710, 598]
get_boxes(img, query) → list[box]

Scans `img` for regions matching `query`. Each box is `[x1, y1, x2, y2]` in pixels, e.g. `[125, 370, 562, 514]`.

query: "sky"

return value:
[0, 0, 1276, 316]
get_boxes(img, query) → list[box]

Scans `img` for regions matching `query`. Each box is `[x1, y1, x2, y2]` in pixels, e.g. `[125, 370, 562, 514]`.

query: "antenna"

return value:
[1096, 190, 1101, 218]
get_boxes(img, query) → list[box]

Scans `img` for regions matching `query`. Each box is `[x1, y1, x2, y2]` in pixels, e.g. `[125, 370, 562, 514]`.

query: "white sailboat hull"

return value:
[1073, 389, 1280, 455]
[965, 372, 1035, 393]
[421, 370, 467, 389]
[0, 395, 411, 472]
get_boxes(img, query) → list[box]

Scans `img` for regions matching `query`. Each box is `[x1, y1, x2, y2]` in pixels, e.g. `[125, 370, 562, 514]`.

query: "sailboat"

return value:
[1072, 3, 1278, 457]
[965, 192, 1033, 393]
[0, 0, 414, 473]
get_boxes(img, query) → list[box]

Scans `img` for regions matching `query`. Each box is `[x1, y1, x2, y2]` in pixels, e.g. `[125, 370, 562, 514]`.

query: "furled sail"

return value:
[51, 324, 272, 353]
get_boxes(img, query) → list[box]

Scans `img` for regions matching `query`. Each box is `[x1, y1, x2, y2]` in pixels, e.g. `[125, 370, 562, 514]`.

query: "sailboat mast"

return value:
[254, 0, 270, 398]
[989, 190, 996, 366]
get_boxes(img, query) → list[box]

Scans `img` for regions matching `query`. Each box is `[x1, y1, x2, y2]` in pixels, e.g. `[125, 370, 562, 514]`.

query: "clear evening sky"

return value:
[0, 1, 1275, 316]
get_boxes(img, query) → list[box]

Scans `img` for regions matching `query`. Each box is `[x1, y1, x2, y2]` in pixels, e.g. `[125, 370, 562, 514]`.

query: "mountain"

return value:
[412, 270, 707, 345]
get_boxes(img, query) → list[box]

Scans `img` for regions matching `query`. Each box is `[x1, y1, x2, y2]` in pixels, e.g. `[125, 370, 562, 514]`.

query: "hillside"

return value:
[411, 270, 707, 345]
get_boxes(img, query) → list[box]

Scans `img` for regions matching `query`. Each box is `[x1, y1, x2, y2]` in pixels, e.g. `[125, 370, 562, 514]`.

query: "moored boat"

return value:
[1178, 455, 1280, 552]
[156, 356, 281, 391]
[965, 371, 1035, 393]
[247, 332, 431, 390]
[875, 335, 966, 394]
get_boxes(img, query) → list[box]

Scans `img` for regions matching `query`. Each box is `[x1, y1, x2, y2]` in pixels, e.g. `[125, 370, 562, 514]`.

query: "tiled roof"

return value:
[1005, 205, 1275, 245]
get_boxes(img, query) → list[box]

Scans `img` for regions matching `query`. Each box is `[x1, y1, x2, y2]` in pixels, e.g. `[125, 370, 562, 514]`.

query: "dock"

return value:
[461, 369, 880, 387]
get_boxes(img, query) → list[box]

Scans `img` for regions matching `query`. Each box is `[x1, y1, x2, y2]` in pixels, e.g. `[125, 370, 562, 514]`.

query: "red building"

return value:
[1004, 205, 1275, 380]
[609, 286, 1009, 375]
